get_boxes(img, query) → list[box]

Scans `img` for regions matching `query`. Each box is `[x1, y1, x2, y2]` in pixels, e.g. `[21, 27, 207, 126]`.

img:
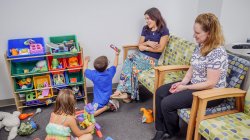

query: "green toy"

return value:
[51, 59, 59, 69]
[17, 121, 37, 136]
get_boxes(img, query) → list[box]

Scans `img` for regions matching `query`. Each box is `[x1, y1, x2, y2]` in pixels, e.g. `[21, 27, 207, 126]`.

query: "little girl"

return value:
[46, 89, 94, 140]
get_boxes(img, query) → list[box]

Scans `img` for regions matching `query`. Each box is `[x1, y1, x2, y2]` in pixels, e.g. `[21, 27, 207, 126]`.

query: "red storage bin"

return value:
[47, 56, 67, 74]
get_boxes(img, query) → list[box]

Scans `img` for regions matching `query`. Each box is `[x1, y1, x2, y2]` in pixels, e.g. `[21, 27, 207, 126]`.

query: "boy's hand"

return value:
[84, 56, 90, 62]
[86, 124, 95, 133]
[115, 51, 120, 56]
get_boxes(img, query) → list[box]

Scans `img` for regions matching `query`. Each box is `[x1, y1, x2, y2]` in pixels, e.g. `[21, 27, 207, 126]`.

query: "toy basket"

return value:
[66, 53, 83, 72]
[67, 71, 84, 86]
[47, 56, 67, 74]
[14, 76, 33, 92]
[51, 72, 68, 87]
[33, 75, 53, 99]
[25, 92, 36, 101]
[11, 59, 48, 76]
[7, 37, 46, 62]
[49, 35, 79, 58]
[70, 85, 85, 99]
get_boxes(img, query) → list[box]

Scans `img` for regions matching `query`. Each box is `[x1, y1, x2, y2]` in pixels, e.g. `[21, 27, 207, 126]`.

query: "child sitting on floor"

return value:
[84, 50, 120, 116]
[45, 89, 94, 140]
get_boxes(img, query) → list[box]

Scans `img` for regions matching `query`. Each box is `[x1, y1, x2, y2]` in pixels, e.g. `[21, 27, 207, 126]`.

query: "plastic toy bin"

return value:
[49, 35, 79, 56]
[51, 72, 68, 87]
[33, 75, 53, 99]
[14, 76, 33, 92]
[71, 85, 84, 99]
[7, 37, 46, 62]
[47, 56, 67, 73]
[11, 59, 48, 76]
[67, 71, 84, 85]
[66, 53, 83, 72]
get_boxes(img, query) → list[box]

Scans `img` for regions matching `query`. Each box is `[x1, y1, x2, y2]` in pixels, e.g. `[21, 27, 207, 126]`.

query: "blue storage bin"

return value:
[51, 72, 68, 88]
[7, 37, 46, 62]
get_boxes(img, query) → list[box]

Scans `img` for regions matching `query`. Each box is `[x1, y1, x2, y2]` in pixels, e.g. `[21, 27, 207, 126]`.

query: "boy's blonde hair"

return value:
[54, 89, 76, 115]
[195, 13, 225, 56]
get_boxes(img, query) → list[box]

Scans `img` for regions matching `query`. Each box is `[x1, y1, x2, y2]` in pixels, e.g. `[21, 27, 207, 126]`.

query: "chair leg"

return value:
[194, 128, 201, 140]
[153, 92, 156, 121]
[186, 96, 199, 140]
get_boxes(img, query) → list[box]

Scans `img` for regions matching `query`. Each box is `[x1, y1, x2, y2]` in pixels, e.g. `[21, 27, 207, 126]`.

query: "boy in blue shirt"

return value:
[84, 51, 120, 116]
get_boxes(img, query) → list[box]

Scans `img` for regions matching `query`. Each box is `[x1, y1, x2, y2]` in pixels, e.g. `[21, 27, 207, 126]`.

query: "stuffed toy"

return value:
[0, 111, 21, 140]
[140, 108, 154, 123]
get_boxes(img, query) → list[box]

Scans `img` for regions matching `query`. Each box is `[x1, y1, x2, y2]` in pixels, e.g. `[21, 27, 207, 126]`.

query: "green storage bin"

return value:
[67, 71, 84, 86]
[14, 76, 33, 92]
[49, 35, 79, 58]
[11, 60, 48, 76]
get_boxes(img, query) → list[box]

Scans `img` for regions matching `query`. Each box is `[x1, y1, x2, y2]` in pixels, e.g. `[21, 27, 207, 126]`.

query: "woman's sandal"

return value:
[122, 97, 132, 103]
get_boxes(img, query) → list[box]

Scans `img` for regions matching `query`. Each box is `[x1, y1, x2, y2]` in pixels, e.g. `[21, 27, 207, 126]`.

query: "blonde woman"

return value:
[152, 13, 228, 140]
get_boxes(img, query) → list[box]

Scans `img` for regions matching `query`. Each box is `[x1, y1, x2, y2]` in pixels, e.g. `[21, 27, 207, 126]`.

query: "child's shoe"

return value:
[108, 99, 119, 111]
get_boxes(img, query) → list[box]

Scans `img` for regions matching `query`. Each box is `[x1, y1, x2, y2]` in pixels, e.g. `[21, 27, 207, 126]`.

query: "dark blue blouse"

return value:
[140, 25, 169, 59]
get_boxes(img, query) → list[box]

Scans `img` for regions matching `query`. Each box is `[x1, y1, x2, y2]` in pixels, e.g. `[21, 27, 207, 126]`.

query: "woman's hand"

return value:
[139, 45, 147, 51]
[169, 83, 187, 94]
[85, 124, 95, 133]
[146, 41, 159, 48]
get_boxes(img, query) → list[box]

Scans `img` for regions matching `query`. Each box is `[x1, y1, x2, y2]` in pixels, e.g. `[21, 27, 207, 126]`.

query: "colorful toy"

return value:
[32, 60, 47, 72]
[24, 69, 29, 73]
[110, 44, 121, 53]
[42, 82, 49, 96]
[24, 39, 36, 45]
[19, 48, 30, 55]
[76, 103, 103, 138]
[68, 57, 79, 67]
[10, 48, 19, 56]
[64, 40, 75, 52]
[140, 108, 154, 123]
[19, 113, 34, 120]
[72, 86, 82, 97]
[17, 78, 32, 89]
[30, 44, 44, 54]
[17, 120, 37, 136]
[53, 73, 65, 85]
[105, 136, 114, 140]
[70, 77, 77, 83]
[0, 111, 21, 140]
[51, 59, 59, 69]
[28, 108, 41, 121]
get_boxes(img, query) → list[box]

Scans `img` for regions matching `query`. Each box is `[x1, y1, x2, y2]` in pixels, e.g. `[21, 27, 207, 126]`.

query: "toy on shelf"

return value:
[110, 44, 121, 53]
[10, 48, 19, 56]
[24, 39, 36, 45]
[19, 113, 34, 120]
[53, 73, 65, 85]
[34, 75, 53, 99]
[51, 59, 59, 69]
[19, 48, 30, 55]
[76, 103, 103, 138]
[68, 56, 79, 67]
[70, 77, 77, 83]
[31, 60, 48, 72]
[140, 108, 154, 123]
[30, 44, 44, 54]
[0, 111, 21, 140]
[72, 86, 82, 97]
[47, 40, 77, 53]
[17, 77, 32, 89]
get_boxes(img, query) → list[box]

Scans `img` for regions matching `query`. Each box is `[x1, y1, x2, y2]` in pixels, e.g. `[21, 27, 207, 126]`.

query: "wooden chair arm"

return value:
[193, 88, 246, 100]
[154, 65, 190, 89]
[123, 45, 138, 61]
[193, 88, 247, 139]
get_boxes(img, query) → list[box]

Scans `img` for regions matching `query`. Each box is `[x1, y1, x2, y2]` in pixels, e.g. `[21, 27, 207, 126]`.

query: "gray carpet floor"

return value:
[0, 89, 187, 140]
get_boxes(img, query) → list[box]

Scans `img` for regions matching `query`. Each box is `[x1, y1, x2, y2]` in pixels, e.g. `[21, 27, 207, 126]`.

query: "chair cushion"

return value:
[158, 35, 195, 66]
[178, 102, 234, 123]
[138, 69, 185, 93]
[199, 112, 250, 140]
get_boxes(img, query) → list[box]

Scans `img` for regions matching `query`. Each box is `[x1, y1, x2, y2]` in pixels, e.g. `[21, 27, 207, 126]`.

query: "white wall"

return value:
[1, 0, 250, 100]
[220, 0, 250, 43]
[0, 0, 199, 100]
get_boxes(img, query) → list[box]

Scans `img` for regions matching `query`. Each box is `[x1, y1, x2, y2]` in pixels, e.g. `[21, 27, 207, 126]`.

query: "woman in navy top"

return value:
[111, 7, 170, 102]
